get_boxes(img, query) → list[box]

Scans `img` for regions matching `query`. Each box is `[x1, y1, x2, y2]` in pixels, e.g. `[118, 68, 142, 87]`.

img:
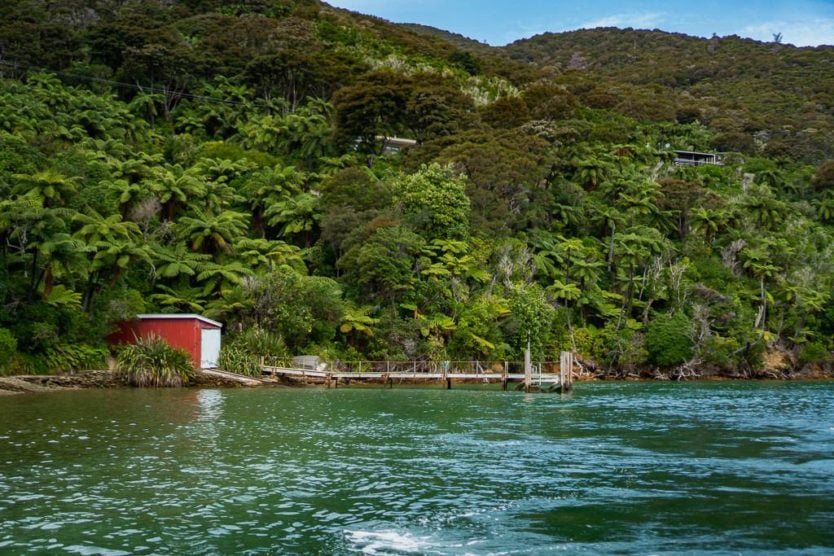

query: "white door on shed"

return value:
[200, 328, 221, 368]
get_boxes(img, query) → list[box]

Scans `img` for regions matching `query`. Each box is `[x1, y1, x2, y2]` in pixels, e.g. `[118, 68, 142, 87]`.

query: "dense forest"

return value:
[503, 28, 834, 164]
[1, 0, 833, 378]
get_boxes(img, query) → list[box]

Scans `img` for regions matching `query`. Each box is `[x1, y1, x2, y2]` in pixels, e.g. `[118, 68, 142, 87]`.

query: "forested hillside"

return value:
[503, 28, 834, 163]
[1, 0, 833, 378]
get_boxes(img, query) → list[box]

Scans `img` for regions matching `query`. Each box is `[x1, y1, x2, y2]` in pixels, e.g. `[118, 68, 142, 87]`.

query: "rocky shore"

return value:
[0, 371, 125, 394]
[1, 358, 831, 395]
[0, 369, 273, 395]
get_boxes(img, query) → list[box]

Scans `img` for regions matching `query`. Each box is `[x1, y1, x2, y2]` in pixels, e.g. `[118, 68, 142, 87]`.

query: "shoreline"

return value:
[0, 369, 280, 395]
[1, 367, 832, 395]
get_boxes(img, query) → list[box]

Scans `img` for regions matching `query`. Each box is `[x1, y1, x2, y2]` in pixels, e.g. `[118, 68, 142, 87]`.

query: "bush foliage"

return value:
[0, 1, 831, 378]
[116, 336, 195, 387]
[646, 313, 694, 367]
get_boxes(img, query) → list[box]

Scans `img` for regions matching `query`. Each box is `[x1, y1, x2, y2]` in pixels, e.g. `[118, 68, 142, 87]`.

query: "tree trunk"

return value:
[607, 223, 616, 274]
[28, 250, 39, 300]
[43, 267, 54, 297]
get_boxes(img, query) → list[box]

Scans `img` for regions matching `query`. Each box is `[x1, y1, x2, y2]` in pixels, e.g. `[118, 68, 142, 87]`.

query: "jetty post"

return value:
[524, 340, 532, 393]
[501, 362, 508, 391]
[560, 351, 574, 393]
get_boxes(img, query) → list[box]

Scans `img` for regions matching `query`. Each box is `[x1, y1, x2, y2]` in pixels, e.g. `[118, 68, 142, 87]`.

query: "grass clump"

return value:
[219, 327, 287, 376]
[218, 345, 262, 376]
[117, 336, 195, 387]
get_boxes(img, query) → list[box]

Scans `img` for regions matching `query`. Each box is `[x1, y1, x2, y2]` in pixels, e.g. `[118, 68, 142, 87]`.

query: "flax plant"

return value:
[117, 336, 195, 387]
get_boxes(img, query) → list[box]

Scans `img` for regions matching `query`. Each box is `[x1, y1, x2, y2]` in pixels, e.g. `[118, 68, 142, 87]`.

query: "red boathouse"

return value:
[110, 314, 223, 369]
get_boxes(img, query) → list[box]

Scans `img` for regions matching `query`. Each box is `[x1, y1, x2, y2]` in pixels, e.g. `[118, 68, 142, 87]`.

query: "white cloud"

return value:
[742, 18, 834, 46]
[582, 12, 666, 30]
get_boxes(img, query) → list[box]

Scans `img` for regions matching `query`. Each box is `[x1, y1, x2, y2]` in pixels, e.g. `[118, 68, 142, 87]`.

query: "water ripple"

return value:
[0, 383, 833, 553]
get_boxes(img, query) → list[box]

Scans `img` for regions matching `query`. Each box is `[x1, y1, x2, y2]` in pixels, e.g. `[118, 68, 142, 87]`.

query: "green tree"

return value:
[233, 238, 304, 273]
[74, 212, 140, 246]
[265, 192, 321, 247]
[12, 171, 77, 208]
[505, 283, 556, 360]
[241, 164, 308, 236]
[177, 209, 249, 255]
[812, 160, 834, 192]
[395, 164, 470, 241]
[150, 166, 207, 221]
[34, 232, 89, 297]
[340, 225, 423, 305]
[153, 244, 209, 282]
[646, 312, 694, 366]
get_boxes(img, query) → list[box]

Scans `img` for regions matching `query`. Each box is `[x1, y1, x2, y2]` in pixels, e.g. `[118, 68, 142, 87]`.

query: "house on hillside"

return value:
[110, 314, 222, 369]
[673, 150, 723, 166]
[377, 136, 417, 154]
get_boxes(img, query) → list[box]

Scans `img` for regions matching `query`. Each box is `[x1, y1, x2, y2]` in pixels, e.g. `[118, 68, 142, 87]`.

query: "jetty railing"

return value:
[263, 357, 561, 375]
[262, 354, 575, 393]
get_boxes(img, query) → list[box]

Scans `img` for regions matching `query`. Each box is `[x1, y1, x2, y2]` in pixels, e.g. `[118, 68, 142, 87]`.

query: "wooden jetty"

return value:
[263, 352, 575, 393]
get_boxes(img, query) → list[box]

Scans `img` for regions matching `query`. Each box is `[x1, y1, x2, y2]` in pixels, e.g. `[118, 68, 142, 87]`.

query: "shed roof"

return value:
[135, 314, 223, 328]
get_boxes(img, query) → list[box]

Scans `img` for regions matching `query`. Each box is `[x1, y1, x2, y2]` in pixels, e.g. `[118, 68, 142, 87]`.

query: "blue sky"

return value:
[325, 0, 834, 47]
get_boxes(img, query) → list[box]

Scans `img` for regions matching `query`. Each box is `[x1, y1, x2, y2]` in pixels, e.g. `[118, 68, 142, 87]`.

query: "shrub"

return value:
[646, 312, 694, 366]
[595, 320, 648, 372]
[0, 328, 17, 375]
[227, 326, 288, 358]
[704, 333, 765, 374]
[235, 267, 344, 352]
[571, 326, 598, 361]
[711, 131, 756, 154]
[117, 336, 195, 387]
[218, 345, 262, 377]
[701, 335, 739, 369]
[799, 341, 831, 366]
[737, 339, 766, 373]
[219, 327, 288, 376]
[20, 344, 107, 375]
[812, 160, 834, 192]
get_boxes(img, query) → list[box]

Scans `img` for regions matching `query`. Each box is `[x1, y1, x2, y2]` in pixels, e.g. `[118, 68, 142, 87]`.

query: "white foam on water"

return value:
[11, 494, 47, 502]
[64, 545, 130, 556]
[114, 529, 142, 537]
[346, 529, 444, 554]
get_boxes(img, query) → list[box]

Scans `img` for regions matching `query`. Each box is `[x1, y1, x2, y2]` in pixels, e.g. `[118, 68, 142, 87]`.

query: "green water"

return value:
[1, 382, 833, 554]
